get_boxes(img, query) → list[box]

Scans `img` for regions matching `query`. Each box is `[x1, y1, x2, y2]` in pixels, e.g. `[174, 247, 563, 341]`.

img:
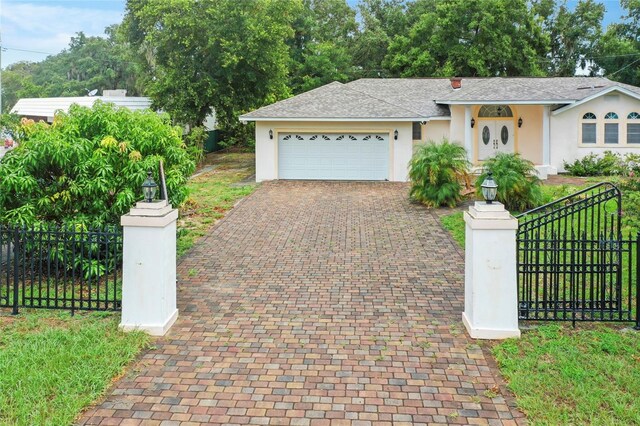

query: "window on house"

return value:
[581, 112, 596, 144]
[478, 105, 513, 117]
[412, 122, 422, 140]
[604, 112, 619, 144]
[582, 123, 596, 144]
[628, 112, 640, 144]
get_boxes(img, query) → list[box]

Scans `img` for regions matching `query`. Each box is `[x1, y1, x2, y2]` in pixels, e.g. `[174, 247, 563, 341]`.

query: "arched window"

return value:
[628, 112, 640, 144]
[581, 112, 597, 144]
[604, 112, 619, 144]
[477, 105, 513, 118]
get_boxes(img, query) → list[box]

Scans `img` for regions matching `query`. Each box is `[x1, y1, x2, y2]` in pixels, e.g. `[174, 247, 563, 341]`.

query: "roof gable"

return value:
[552, 86, 640, 115]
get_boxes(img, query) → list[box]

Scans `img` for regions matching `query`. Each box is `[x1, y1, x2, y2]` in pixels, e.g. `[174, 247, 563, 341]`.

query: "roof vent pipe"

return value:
[450, 77, 462, 89]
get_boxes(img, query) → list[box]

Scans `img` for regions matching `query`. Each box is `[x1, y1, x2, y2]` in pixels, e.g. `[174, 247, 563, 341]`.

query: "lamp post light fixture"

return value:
[470, 118, 476, 128]
[142, 170, 158, 203]
[518, 117, 523, 128]
[481, 171, 498, 204]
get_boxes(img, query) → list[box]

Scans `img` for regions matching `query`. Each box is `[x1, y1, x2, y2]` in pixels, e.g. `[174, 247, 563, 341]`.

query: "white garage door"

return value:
[278, 133, 389, 180]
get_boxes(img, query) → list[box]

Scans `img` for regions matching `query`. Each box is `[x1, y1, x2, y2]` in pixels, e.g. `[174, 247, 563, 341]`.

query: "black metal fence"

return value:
[516, 183, 639, 327]
[0, 224, 123, 314]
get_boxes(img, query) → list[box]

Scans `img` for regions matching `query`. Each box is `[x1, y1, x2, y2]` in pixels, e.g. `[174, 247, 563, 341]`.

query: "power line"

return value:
[606, 56, 640, 78]
[1, 46, 54, 56]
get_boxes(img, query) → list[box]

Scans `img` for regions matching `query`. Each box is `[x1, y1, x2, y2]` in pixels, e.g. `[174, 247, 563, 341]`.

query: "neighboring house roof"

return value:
[240, 77, 640, 122]
[10, 96, 152, 120]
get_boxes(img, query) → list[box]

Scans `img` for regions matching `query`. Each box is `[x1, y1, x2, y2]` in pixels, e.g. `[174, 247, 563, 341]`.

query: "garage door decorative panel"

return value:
[278, 133, 389, 180]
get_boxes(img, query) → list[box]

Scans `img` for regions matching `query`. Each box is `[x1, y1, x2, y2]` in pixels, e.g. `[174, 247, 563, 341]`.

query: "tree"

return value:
[288, 0, 358, 92]
[533, 0, 605, 76]
[123, 0, 299, 141]
[1, 62, 41, 113]
[351, 0, 409, 78]
[0, 101, 195, 226]
[31, 28, 144, 97]
[384, 0, 548, 77]
[1, 27, 144, 112]
[592, 0, 640, 85]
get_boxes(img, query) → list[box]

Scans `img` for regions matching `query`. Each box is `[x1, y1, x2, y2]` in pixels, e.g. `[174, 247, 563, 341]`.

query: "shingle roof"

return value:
[11, 96, 152, 119]
[240, 77, 640, 121]
[240, 82, 422, 120]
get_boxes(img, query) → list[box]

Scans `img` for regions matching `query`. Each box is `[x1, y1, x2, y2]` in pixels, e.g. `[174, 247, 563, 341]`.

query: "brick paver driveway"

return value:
[81, 182, 523, 425]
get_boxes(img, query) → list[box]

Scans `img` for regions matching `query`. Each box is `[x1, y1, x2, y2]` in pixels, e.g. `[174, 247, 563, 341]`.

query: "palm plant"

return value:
[476, 153, 542, 212]
[408, 140, 470, 207]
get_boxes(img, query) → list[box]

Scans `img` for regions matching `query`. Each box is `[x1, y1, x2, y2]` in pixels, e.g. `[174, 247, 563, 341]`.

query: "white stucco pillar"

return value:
[120, 200, 178, 336]
[463, 201, 520, 339]
[542, 105, 550, 166]
[464, 105, 473, 162]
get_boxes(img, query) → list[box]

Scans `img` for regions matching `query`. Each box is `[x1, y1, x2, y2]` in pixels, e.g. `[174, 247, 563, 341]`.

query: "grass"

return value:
[439, 177, 640, 424]
[493, 325, 640, 425]
[177, 151, 256, 256]
[0, 311, 149, 425]
[440, 211, 465, 247]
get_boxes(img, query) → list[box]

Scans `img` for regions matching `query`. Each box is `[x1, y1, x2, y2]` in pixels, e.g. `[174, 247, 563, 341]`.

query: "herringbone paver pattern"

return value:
[80, 181, 525, 425]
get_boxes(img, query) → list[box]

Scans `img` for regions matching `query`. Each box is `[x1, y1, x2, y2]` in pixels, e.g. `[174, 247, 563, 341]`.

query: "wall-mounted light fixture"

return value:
[518, 117, 523, 128]
[269, 129, 273, 140]
[394, 129, 398, 140]
[470, 118, 476, 128]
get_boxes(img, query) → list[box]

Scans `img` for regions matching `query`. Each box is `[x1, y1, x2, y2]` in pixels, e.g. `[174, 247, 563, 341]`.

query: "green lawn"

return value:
[439, 178, 640, 425]
[0, 311, 149, 425]
[493, 325, 640, 425]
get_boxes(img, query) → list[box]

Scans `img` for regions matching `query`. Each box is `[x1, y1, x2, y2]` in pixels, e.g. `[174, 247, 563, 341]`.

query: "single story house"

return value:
[10, 90, 152, 123]
[239, 77, 640, 181]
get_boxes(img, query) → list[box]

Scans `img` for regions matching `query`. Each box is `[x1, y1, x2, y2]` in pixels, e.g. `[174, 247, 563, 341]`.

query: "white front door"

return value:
[478, 120, 514, 160]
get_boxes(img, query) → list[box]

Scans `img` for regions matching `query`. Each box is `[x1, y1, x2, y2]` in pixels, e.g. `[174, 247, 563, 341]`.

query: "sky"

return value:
[0, 0, 629, 68]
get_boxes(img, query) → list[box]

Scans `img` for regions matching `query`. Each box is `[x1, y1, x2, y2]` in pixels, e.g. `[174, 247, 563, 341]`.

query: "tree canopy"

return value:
[1, 26, 143, 113]
[3, 0, 639, 143]
[0, 102, 195, 226]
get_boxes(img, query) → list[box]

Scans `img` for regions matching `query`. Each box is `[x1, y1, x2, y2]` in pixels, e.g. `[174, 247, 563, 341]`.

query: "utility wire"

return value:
[606, 56, 640, 78]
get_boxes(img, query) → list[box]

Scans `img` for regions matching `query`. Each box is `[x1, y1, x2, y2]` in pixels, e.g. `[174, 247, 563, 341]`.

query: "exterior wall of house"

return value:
[551, 93, 640, 172]
[254, 121, 413, 182]
[421, 120, 450, 144]
[449, 106, 467, 146]
[514, 105, 543, 165]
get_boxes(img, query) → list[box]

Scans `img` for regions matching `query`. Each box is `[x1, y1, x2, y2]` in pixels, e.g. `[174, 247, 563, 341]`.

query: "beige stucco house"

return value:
[240, 77, 640, 182]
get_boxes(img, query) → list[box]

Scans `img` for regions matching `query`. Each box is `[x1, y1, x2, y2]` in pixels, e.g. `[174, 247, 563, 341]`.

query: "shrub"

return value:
[184, 126, 207, 165]
[0, 101, 196, 226]
[563, 151, 628, 176]
[476, 153, 542, 212]
[408, 140, 470, 207]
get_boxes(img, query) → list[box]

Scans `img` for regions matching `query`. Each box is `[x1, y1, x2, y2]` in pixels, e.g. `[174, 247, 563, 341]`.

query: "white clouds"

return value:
[1, 2, 124, 66]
